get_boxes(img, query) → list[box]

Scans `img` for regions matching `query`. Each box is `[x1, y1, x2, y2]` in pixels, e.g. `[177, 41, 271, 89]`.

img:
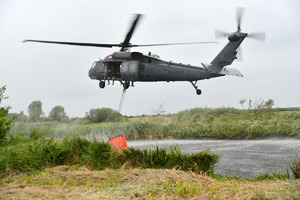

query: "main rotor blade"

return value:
[132, 41, 217, 47]
[215, 30, 230, 38]
[121, 14, 142, 51]
[236, 7, 245, 31]
[23, 40, 119, 48]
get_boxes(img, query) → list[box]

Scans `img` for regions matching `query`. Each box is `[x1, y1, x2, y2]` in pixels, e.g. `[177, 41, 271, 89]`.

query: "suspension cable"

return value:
[118, 89, 127, 113]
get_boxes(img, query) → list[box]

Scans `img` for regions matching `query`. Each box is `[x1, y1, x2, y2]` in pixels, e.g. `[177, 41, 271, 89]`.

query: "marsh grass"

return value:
[290, 155, 300, 179]
[1, 132, 296, 183]
[9, 108, 299, 140]
[0, 134, 219, 177]
[211, 169, 291, 181]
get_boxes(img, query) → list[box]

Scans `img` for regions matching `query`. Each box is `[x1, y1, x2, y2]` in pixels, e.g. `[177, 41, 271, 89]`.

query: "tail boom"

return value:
[201, 63, 243, 77]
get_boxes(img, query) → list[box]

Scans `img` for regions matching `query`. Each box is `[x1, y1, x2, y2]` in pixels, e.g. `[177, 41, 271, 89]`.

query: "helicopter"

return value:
[24, 8, 264, 95]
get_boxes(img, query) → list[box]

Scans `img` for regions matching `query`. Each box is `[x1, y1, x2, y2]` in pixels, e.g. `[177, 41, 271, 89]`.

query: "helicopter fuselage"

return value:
[88, 51, 223, 84]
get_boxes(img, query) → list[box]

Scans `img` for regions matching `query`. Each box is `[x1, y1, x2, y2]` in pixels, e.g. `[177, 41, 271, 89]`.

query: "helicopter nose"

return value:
[88, 68, 96, 79]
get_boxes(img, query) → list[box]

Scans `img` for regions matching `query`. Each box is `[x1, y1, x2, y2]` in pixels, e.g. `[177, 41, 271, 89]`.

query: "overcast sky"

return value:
[1, 0, 299, 117]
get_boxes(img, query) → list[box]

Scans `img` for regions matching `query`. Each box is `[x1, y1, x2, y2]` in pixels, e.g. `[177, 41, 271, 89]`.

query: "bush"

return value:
[48, 105, 68, 122]
[84, 140, 112, 170]
[86, 108, 123, 123]
[120, 145, 219, 173]
[0, 85, 15, 145]
[290, 155, 300, 179]
[61, 136, 90, 163]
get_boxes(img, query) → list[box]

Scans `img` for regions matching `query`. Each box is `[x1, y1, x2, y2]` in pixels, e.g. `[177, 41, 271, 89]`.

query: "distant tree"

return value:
[248, 99, 252, 110]
[0, 85, 15, 144]
[49, 105, 68, 122]
[264, 99, 274, 110]
[86, 108, 122, 123]
[8, 111, 28, 122]
[17, 111, 28, 122]
[28, 100, 43, 122]
[253, 98, 275, 110]
[251, 98, 275, 119]
[239, 99, 246, 109]
[152, 103, 167, 116]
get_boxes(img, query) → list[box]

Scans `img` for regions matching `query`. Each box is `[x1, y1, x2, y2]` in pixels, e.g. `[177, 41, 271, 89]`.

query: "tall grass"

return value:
[9, 108, 300, 140]
[290, 155, 300, 179]
[2, 133, 297, 181]
[0, 133, 219, 177]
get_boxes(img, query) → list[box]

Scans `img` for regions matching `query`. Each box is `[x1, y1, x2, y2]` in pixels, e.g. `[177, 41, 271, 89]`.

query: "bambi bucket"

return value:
[108, 135, 127, 152]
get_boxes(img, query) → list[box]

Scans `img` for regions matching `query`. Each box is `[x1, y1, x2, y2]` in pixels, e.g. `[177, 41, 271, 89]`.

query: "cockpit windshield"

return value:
[90, 61, 105, 72]
[90, 61, 97, 70]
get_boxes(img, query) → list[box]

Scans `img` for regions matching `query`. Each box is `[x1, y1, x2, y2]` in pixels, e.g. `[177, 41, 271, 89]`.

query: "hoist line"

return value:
[118, 89, 126, 113]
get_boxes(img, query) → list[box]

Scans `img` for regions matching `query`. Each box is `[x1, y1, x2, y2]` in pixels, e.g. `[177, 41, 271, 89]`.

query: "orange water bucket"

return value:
[108, 135, 127, 152]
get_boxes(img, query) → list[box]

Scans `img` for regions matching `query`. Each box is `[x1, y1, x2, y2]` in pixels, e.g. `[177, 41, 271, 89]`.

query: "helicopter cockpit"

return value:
[88, 61, 106, 80]
[89, 58, 139, 83]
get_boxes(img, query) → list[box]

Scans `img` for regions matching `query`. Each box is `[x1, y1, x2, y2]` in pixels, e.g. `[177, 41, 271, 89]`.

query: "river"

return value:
[127, 139, 300, 178]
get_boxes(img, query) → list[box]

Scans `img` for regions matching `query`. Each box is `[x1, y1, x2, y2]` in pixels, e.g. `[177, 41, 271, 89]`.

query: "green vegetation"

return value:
[1, 133, 299, 199]
[290, 155, 300, 179]
[1, 167, 298, 199]
[0, 86, 15, 145]
[1, 92, 299, 199]
[211, 169, 292, 181]
[27, 100, 43, 122]
[0, 133, 219, 177]
[9, 106, 300, 139]
[48, 105, 68, 122]
[85, 108, 123, 123]
[8, 98, 299, 140]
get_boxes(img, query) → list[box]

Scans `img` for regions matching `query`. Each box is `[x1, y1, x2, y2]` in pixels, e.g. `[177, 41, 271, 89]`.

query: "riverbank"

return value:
[1, 166, 299, 199]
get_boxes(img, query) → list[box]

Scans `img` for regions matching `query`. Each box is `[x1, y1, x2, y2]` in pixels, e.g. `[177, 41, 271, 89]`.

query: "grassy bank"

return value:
[1, 133, 300, 199]
[1, 167, 299, 199]
[0, 134, 219, 177]
[9, 108, 300, 139]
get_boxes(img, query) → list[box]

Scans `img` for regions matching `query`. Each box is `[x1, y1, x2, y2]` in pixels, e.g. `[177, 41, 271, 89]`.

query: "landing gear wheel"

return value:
[190, 81, 202, 95]
[196, 89, 202, 95]
[99, 81, 105, 89]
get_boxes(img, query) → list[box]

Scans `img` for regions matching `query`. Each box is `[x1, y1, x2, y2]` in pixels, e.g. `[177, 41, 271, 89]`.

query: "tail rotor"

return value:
[215, 7, 266, 61]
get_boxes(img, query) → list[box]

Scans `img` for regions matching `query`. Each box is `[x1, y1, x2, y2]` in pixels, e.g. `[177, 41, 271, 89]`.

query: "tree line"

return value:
[9, 100, 123, 123]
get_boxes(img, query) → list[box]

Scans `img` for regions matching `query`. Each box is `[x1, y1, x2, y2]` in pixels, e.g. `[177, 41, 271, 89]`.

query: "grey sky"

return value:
[1, 0, 299, 117]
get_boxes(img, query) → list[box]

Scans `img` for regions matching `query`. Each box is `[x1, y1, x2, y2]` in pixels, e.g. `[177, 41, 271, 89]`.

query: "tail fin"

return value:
[202, 32, 247, 77]
[211, 32, 247, 66]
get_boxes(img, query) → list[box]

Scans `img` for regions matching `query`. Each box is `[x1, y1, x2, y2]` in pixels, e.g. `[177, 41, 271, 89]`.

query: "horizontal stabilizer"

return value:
[202, 63, 243, 77]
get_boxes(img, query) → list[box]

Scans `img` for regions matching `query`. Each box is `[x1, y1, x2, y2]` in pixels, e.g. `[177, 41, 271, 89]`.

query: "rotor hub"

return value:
[228, 32, 248, 42]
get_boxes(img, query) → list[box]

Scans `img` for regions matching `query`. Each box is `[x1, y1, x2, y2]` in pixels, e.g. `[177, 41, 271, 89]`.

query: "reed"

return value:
[0, 134, 219, 177]
[9, 108, 299, 140]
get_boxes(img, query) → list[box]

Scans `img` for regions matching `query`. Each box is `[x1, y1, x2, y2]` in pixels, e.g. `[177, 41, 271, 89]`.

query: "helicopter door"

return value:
[106, 62, 122, 79]
[120, 61, 139, 81]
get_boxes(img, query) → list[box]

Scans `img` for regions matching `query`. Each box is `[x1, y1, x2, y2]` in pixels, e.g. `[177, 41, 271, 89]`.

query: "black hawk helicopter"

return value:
[24, 8, 264, 95]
